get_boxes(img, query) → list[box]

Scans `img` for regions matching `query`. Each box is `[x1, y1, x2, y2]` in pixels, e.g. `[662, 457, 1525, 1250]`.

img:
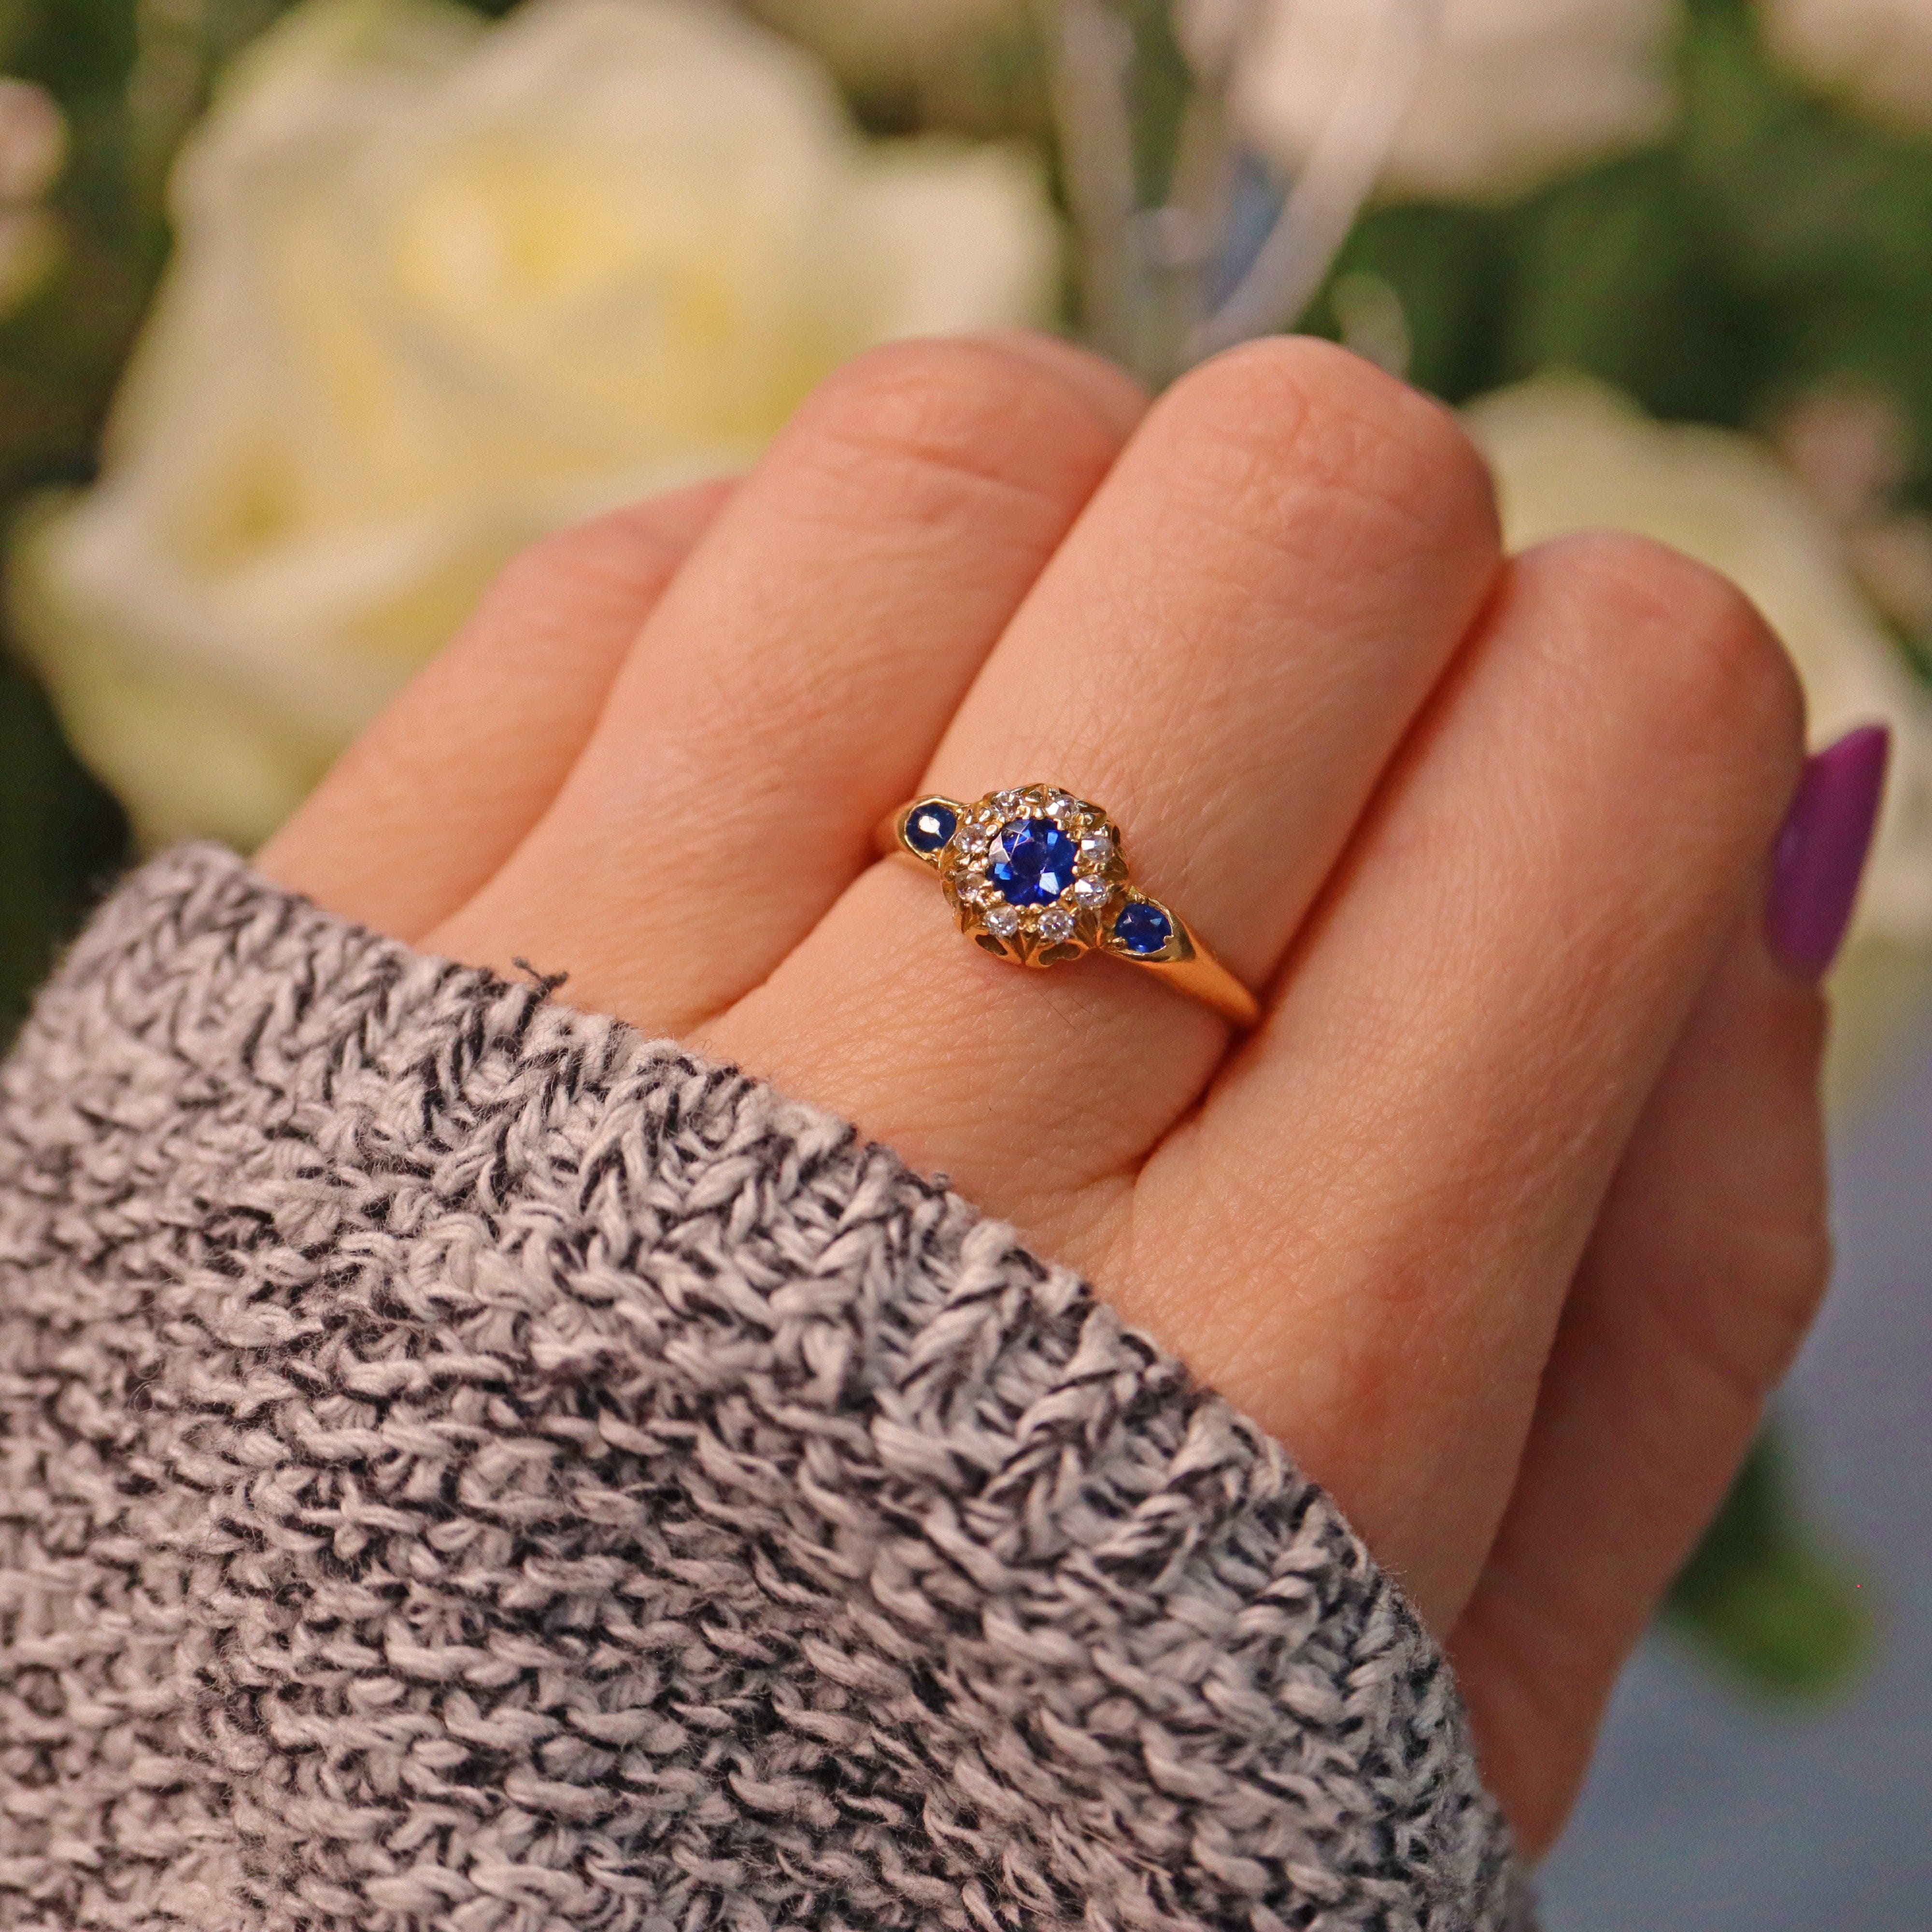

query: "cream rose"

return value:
[9, 0, 1057, 851]
[1217, 0, 1676, 205]
[1762, 0, 1932, 130]
[1466, 375, 1932, 1104]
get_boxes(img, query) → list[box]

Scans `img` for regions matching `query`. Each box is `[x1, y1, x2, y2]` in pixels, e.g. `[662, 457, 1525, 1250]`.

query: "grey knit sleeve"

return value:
[0, 844, 1533, 1932]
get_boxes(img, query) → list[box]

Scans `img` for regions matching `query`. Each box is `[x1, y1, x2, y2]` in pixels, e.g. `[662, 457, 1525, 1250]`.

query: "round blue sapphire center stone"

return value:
[1113, 902, 1172, 956]
[990, 818, 1076, 907]
[905, 802, 957, 855]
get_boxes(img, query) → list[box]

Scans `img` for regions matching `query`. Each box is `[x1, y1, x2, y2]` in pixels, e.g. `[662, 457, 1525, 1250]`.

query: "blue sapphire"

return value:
[1113, 902, 1172, 956]
[905, 802, 957, 854]
[990, 818, 1076, 907]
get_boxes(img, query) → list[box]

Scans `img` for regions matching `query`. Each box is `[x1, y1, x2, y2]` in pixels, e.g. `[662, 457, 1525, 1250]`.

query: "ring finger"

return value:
[702, 339, 1502, 1235]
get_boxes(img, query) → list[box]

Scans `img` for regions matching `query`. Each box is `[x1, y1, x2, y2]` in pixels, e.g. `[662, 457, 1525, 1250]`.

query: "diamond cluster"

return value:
[939, 785, 1130, 965]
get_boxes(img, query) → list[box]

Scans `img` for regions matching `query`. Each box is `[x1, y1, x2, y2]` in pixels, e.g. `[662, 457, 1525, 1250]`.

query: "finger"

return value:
[258, 481, 732, 939]
[1448, 904, 1833, 1854]
[1139, 534, 1806, 1629]
[430, 332, 1147, 1027]
[702, 338, 1501, 1229]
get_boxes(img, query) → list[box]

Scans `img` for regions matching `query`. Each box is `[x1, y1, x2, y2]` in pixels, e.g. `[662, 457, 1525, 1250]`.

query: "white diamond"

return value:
[1072, 876, 1111, 909]
[1077, 831, 1114, 871]
[1038, 909, 1076, 943]
[1046, 794, 1081, 824]
[959, 869, 988, 902]
[985, 904, 1021, 938]
[993, 790, 1025, 817]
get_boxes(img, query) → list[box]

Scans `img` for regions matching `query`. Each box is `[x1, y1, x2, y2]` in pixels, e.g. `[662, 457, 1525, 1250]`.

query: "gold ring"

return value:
[878, 784, 1261, 1030]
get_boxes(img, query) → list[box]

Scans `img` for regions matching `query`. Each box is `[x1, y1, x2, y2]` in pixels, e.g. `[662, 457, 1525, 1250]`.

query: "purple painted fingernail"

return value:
[1767, 724, 1890, 980]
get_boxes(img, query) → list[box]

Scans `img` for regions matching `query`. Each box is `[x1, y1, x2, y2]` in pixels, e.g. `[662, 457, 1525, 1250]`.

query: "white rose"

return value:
[1218, 0, 1676, 204]
[1465, 375, 1932, 1105]
[1762, 0, 1932, 130]
[8, 0, 1057, 851]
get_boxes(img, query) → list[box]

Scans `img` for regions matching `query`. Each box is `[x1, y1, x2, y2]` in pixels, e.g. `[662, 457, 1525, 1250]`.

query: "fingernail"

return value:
[1767, 724, 1890, 980]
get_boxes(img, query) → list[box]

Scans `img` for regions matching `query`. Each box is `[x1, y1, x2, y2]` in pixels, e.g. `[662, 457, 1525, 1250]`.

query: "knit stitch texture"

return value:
[0, 846, 1531, 1932]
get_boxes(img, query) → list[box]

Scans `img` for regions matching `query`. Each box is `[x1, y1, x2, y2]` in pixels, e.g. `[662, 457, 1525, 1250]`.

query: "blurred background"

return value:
[0, 0, 1928, 1917]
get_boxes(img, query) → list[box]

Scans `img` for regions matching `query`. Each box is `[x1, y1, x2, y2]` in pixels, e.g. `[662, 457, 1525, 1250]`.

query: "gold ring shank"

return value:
[876, 796, 1262, 1031]
[1123, 913, 1261, 1030]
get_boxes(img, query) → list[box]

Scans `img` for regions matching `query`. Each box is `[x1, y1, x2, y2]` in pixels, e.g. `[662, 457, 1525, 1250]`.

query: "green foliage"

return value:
[1665, 1432, 1872, 1697]
[1308, 0, 1932, 507]
[1113, 0, 1193, 208]
[0, 0, 148, 1036]
[0, 661, 126, 1042]
[0, 2, 145, 498]
[1504, 152, 1771, 424]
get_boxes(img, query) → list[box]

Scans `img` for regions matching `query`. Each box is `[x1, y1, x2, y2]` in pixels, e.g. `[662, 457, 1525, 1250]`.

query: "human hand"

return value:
[260, 331, 1856, 1854]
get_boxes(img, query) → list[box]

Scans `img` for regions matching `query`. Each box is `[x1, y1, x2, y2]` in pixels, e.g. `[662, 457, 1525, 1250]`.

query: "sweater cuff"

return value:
[0, 844, 1534, 1931]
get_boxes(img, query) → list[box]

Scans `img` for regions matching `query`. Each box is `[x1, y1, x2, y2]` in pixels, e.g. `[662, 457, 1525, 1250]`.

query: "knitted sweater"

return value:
[0, 845, 1532, 1932]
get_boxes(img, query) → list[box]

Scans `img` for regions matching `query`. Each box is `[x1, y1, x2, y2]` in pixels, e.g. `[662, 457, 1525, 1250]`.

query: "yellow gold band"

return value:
[877, 785, 1261, 1031]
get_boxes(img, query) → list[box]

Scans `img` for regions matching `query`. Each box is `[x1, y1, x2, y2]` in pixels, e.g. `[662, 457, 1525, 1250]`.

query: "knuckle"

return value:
[488, 501, 677, 605]
[498, 519, 617, 588]
[1161, 336, 1499, 551]
[786, 337, 1118, 515]
[1525, 531, 1806, 769]
[468, 483, 729, 646]
[1666, 1213, 1833, 1417]
[1755, 1221, 1835, 1372]
[479, 523, 612, 618]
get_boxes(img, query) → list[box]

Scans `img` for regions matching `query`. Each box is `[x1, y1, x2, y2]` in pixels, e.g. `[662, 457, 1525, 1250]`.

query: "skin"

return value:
[261, 330, 1831, 1858]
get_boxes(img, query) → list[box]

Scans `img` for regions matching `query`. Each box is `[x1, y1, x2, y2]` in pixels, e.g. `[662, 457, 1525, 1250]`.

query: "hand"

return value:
[260, 331, 1831, 1855]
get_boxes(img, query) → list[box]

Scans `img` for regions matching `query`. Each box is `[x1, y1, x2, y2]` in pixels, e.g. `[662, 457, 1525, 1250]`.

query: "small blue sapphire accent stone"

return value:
[990, 818, 1076, 907]
[1113, 902, 1172, 956]
[905, 802, 958, 855]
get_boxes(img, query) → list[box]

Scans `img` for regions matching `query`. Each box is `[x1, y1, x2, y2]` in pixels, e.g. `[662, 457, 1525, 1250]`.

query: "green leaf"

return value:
[0, 653, 127, 1047]
[1307, 203, 1507, 406]
[1497, 151, 1769, 426]
[1664, 1430, 1873, 1699]
[1670, 0, 1932, 489]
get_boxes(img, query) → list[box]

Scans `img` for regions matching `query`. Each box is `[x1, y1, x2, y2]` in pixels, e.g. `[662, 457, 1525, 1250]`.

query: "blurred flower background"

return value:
[8, 0, 1055, 850]
[3, 0, 1931, 1906]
